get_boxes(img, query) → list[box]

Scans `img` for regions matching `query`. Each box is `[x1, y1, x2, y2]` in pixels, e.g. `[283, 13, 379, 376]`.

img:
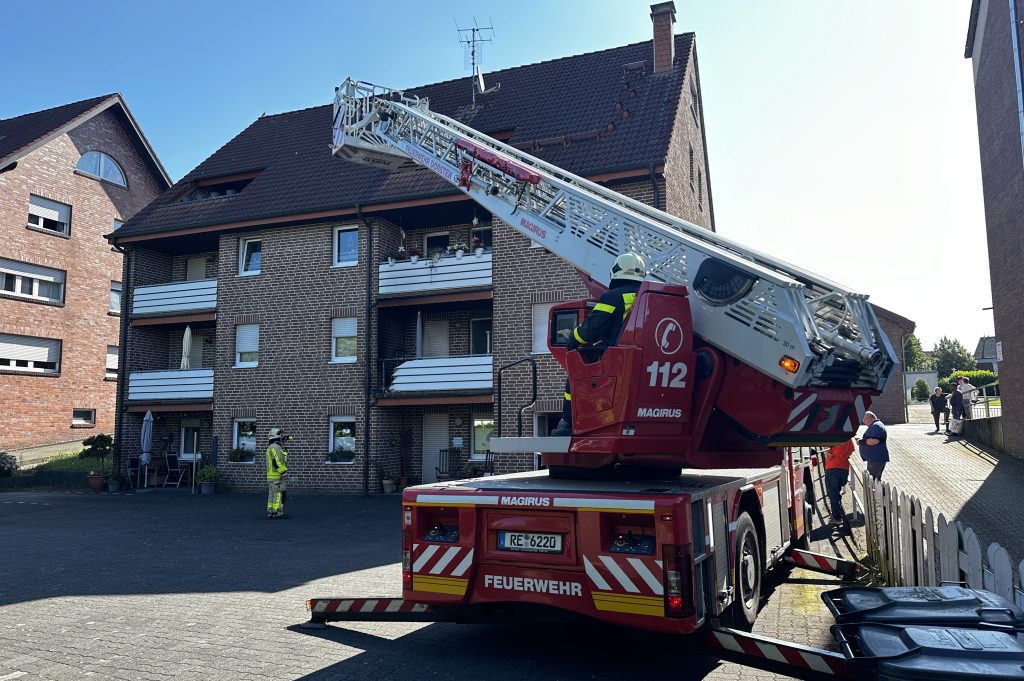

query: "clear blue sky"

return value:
[1, 1, 989, 352]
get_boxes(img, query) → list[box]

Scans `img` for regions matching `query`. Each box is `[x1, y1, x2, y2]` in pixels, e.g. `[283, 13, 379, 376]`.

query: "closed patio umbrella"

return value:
[180, 326, 192, 370]
[140, 411, 153, 488]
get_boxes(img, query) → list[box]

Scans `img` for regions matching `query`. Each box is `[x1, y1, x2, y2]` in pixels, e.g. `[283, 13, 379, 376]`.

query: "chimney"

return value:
[650, 2, 677, 73]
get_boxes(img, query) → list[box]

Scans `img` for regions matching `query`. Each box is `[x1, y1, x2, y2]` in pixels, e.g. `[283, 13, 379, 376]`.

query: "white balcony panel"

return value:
[379, 253, 492, 296]
[127, 368, 214, 401]
[390, 355, 492, 392]
[132, 279, 217, 316]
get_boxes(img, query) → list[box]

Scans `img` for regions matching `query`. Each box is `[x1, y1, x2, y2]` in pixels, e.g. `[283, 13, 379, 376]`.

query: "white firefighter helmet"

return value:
[268, 427, 285, 440]
[610, 253, 646, 282]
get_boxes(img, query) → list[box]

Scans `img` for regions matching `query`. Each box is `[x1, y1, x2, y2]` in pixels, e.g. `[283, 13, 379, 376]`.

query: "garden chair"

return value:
[162, 454, 188, 488]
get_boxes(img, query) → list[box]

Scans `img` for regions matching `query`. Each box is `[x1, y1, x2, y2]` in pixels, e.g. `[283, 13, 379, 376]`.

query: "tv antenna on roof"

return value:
[455, 18, 500, 107]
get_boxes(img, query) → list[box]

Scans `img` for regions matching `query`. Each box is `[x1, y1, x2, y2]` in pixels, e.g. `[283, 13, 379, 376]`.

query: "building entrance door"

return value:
[422, 413, 448, 483]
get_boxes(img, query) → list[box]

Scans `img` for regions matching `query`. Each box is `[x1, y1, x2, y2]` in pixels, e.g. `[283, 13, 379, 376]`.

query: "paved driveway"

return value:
[0, 481, 854, 681]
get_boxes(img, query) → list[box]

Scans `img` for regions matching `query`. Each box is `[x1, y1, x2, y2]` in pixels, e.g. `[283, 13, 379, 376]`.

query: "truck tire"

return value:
[794, 483, 813, 550]
[723, 512, 761, 630]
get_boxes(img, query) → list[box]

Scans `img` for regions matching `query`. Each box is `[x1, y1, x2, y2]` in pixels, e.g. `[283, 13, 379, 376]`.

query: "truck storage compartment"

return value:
[833, 623, 1024, 680]
[823, 586, 1024, 627]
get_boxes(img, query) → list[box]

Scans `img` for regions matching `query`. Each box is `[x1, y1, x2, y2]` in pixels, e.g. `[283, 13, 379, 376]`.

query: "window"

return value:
[186, 257, 206, 281]
[180, 420, 200, 462]
[331, 317, 357, 363]
[0, 333, 61, 373]
[235, 324, 259, 367]
[425, 232, 450, 257]
[333, 226, 359, 267]
[470, 318, 492, 355]
[238, 238, 261, 275]
[698, 171, 703, 211]
[77, 151, 127, 187]
[232, 419, 256, 461]
[471, 227, 493, 249]
[532, 304, 576, 354]
[182, 177, 253, 203]
[0, 257, 65, 303]
[471, 416, 494, 461]
[27, 195, 71, 236]
[109, 281, 122, 313]
[72, 409, 96, 427]
[328, 417, 357, 463]
[690, 77, 700, 123]
[689, 144, 695, 190]
[105, 346, 118, 379]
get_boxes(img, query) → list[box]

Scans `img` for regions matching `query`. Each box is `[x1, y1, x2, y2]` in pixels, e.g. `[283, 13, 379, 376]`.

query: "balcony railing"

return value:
[127, 369, 214, 402]
[381, 355, 492, 393]
[378, 252, 492, 296]
[132, 279, 217, 316]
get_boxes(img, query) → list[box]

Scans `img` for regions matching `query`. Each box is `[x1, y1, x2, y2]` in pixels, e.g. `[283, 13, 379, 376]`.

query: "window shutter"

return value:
[29, 195, 71, 224]
[332, 317, 357, 337]
[106, 346, 119, 370]
[236, 324, 258, 352]
[532, 303, 554, 354]
[0, 333, 60, 362]
[0, 257, 64, 283]
[188, 338, 203, 368]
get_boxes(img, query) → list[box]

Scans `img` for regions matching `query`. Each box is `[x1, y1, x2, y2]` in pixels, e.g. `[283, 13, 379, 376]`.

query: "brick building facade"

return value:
[965, 0, 1024, 455]
[0, 96, 169, 450]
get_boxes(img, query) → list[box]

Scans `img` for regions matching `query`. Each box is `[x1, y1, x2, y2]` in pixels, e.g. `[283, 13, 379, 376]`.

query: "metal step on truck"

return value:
[299, 78, 1024, 680]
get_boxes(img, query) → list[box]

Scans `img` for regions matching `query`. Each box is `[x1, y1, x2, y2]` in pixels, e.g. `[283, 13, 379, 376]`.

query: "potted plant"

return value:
[472, 236, 484, 256]
[460, 462, 479, 479]
[79, 433, 113, 491]
[407, 246, 422, 264]
[327, 446, 355, 464]
[196, 465, 221, 494]
[380, 468, 396, 494]
[228, 446, 255, 463]
[107, 472, 126, 493]
[454, 242, 468, 259]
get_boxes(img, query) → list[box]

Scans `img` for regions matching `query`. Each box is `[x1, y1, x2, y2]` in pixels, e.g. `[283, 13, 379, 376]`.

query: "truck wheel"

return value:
[794, 484, 813, 550]
[723, 512, 761, 630]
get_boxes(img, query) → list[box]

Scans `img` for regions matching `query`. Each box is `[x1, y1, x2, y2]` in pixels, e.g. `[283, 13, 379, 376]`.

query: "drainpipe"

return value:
[112, 243, 131, 473]
[1009, 0, 1024, 169]
[648, 163, 661, 211]
[356, 204, 374, 496]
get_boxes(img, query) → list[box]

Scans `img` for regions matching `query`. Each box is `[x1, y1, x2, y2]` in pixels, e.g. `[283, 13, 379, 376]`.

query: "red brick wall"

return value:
[665, 40, 713, 228]
[0, 108, 164, 450]
[870, 307, 915, 426]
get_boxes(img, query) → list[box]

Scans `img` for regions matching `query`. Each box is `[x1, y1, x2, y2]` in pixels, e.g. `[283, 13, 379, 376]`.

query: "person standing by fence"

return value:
[858, 411, 889, 481]
[825, 438, 854, 528]
[928, 387, 948, 433]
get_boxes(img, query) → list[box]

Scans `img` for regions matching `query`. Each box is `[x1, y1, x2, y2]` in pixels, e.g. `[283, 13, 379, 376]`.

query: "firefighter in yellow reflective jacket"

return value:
[552, 253, 645, 436]
[266, 427, 289, 519]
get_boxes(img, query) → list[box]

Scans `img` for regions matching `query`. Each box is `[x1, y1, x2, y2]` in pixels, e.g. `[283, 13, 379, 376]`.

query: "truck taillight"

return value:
[662, 544, 693, 619]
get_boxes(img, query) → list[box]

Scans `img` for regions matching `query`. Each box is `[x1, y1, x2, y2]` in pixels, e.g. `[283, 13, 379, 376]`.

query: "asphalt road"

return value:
[0, 480, 855, 681]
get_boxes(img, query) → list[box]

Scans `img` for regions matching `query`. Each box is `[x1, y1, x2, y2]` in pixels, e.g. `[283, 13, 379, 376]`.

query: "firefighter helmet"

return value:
[610, 253, 646, 282]
[268, 427, 285, 441]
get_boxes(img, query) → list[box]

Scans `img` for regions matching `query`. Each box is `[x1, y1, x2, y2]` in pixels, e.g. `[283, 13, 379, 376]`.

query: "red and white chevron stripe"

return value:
[583, 554, 664, 595]
[708, 627, 851, 677]
[786, 391, 818, 432]
[309, 598, 429, 615]
[411, 543, 474, 577]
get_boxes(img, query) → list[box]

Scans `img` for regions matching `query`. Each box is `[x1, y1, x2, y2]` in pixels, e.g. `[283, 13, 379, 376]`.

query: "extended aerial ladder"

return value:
[331, 79, 898, 451]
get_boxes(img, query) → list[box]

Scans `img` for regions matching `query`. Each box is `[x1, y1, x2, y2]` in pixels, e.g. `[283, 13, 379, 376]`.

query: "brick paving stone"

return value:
[0, 477, 857, 681]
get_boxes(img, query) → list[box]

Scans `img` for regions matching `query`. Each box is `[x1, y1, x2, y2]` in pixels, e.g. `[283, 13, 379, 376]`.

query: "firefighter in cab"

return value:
[266, 427, 290, 519]
[552, 252, 646, 436]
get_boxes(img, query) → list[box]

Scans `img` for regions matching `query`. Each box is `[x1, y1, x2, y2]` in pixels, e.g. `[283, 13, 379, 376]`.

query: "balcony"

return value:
[378, 252, 492, 297]
[126, 369, 214, 409]
[378, 355, 493, 405]
[132, 279, 217, 320]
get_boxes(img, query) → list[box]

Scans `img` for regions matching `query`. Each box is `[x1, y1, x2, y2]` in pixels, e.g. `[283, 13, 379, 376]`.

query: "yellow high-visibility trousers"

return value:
[267, 477, 286, 516]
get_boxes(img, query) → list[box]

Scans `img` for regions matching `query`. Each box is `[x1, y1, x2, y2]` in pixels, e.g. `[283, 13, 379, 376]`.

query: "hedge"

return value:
[938, 370, 999, 396]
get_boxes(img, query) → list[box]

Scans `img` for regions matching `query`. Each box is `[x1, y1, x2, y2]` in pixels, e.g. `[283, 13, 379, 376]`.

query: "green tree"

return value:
[912, 378, 930, 401]
[932, 336, 977, 379]
[903, 335, 928, 371]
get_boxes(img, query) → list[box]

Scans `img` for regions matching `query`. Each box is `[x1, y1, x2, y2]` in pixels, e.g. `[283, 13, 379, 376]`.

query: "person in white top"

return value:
[958, 377, 976, 420]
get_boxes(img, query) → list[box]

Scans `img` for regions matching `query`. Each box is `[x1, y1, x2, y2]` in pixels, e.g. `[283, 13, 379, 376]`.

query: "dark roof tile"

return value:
[118, 35, 693, 239]
[0, 95, 115, 164]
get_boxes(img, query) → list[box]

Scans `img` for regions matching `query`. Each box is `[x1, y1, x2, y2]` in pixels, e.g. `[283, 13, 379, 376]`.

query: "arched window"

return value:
[76, 151, 126, 187]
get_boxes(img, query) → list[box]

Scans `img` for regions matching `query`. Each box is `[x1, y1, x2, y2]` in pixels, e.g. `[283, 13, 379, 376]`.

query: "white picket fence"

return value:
[860, 470, 1024, 606]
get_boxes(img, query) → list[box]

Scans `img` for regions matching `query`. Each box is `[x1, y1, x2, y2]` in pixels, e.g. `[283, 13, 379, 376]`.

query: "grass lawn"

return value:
[31, 450, 104, 474]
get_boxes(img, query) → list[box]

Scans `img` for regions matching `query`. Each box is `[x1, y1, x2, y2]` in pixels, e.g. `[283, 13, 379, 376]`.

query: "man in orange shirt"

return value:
[824, 438, 854, 528]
